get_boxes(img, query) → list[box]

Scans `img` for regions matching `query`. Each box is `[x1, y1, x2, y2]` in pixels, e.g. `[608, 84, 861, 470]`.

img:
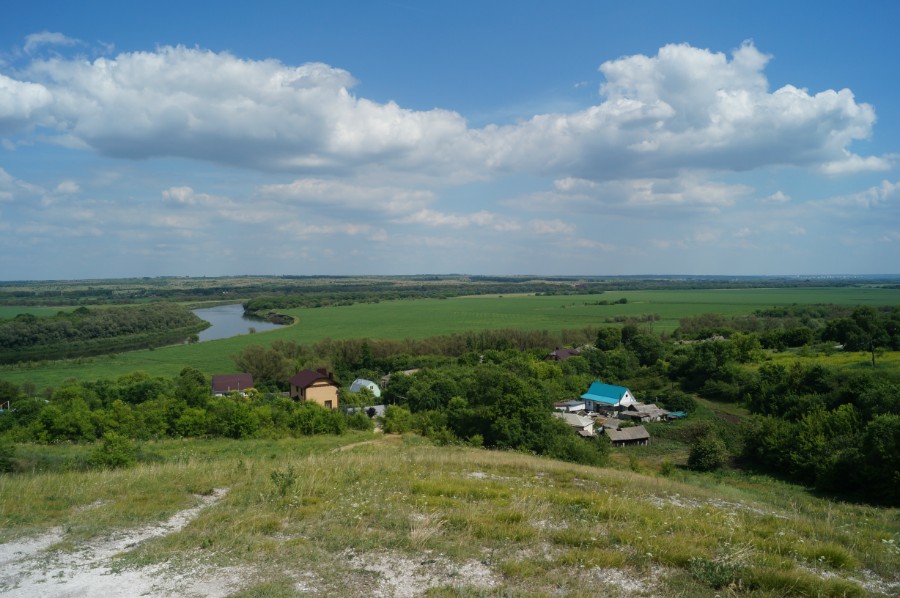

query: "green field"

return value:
[0, 306, 74, 319]
[1, 287, 898, 389]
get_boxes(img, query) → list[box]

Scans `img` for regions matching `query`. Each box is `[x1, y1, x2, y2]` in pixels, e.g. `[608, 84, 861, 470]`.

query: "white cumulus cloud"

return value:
[0, 40, 886, 185]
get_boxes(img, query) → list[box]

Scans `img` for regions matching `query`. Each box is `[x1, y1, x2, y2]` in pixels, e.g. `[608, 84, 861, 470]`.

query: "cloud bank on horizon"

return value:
[0, 33, 897, 278]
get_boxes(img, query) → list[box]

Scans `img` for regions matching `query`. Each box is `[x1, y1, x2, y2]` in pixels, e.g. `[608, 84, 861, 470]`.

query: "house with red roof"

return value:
[211, 373, 254, 396]
[289, 368, 339, 409]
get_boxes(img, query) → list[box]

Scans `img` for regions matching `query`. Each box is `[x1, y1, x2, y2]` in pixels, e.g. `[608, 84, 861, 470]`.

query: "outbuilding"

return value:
[349, 378, 382, 398]
[606, 425, 650, 447]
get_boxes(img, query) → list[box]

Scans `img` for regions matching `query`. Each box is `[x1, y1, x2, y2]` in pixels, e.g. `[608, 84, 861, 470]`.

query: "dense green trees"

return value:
[0, 303, 208, 363]
[822, 306, 900, 366]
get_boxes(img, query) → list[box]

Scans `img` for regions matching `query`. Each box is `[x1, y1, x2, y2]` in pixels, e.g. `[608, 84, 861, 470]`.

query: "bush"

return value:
[688, 432, 728, 471]
[88, 432, 137, 469]
[383, 405, 415, 434]
[659, 392, 697, 414]
[347, 410, 374, 431]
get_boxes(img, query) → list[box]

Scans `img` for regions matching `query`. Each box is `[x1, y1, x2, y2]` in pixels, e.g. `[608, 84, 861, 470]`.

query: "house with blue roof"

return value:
[580, 380, 637, 411]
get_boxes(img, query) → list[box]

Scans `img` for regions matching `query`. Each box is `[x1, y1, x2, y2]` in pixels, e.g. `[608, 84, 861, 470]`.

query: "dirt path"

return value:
[332, 434, 401, 452]
[0, 489, 238, 598]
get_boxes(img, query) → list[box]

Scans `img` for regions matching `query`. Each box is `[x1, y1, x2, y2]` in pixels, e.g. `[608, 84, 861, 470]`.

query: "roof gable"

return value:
[211, 373, 254, 393]
[580, 381, 629, 405]
[290, 369, 336, 389]
[349, 378, 382, 398]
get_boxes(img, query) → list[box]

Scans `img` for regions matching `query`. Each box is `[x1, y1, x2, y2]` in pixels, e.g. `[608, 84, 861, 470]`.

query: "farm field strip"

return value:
[1, 288, 898, 389]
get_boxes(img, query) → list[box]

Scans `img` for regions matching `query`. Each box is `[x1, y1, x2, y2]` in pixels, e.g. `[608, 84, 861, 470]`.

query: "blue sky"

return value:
[1, 0, 898, 279]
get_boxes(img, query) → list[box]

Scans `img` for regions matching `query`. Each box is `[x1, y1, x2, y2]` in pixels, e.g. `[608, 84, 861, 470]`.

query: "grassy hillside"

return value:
[1, 435, 897, 596]
[2, 287, 898, 389]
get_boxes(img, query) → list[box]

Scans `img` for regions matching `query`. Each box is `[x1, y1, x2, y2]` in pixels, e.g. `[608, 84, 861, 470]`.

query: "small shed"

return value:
[349, 378, 382, 398]
[621, 402, 670, 423]
[606, 425, 650, 447]
[553, 412, 595, 437]
[554, 400, 586, 413]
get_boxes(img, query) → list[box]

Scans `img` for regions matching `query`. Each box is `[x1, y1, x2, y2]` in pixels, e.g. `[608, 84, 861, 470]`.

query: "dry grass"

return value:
[1, 436, 898, 596]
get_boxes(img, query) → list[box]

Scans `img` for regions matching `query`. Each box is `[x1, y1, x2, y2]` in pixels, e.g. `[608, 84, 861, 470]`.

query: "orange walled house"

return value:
[289, 369, 339, 409]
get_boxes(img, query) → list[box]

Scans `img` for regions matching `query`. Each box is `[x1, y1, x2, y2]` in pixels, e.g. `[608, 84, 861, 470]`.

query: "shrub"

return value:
[88, 432, 137, 469]
[688, 432, 728, 471]
[270, 465, 298, 497]
[383, 405, 415, 434]
[346, 410, 374, 431]
[659, 459, 675, 477]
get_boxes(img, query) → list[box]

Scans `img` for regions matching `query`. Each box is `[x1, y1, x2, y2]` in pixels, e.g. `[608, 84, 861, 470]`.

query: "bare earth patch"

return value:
[0, 488, 239, 598]
[343, 549, 499, 597]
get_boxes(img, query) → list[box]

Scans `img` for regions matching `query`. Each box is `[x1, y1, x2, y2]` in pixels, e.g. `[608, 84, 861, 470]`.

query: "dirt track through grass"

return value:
[0, 489, 231, 597]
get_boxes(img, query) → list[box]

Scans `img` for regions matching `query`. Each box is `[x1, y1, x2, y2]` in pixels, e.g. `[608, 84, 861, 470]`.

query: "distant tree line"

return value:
[2, 275, 892, 309]
[0, 303, 208, 363]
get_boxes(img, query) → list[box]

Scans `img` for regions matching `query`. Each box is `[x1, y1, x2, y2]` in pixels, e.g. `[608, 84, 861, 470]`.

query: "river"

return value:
[191, 304, 286, 342]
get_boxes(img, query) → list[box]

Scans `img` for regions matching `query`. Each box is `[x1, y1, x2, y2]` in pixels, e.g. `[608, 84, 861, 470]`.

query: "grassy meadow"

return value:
[2, 287, 899, 390]
[1, 434, 897, 596]
[0, 306, 75, 319]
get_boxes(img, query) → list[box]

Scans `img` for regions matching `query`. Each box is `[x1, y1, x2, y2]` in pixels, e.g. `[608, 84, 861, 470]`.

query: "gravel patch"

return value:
[344, 549, 499, 597]
[0, 488, 236, 597]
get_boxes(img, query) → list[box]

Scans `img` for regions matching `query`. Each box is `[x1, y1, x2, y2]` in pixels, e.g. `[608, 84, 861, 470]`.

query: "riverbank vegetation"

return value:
[0, 303, 208, 364]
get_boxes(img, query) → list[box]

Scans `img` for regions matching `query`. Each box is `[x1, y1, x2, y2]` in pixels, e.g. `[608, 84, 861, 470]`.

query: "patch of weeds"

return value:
[411, 479, 508, 501]
[270, 465, 298, 498]
[228, 576, 298, 598]
[799, 541, 859, 570]
[401, 434, 433, 447]
[409, 510, 446, 549]
[556, 546, 626, 569]
[746, 566, 866, 597]
[628, 454, 642, 473]
[689, 556, 744, 589]
[467, 512, 535, 542]
[0, 440, 15, 472]
[500, 558, 551, 579]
